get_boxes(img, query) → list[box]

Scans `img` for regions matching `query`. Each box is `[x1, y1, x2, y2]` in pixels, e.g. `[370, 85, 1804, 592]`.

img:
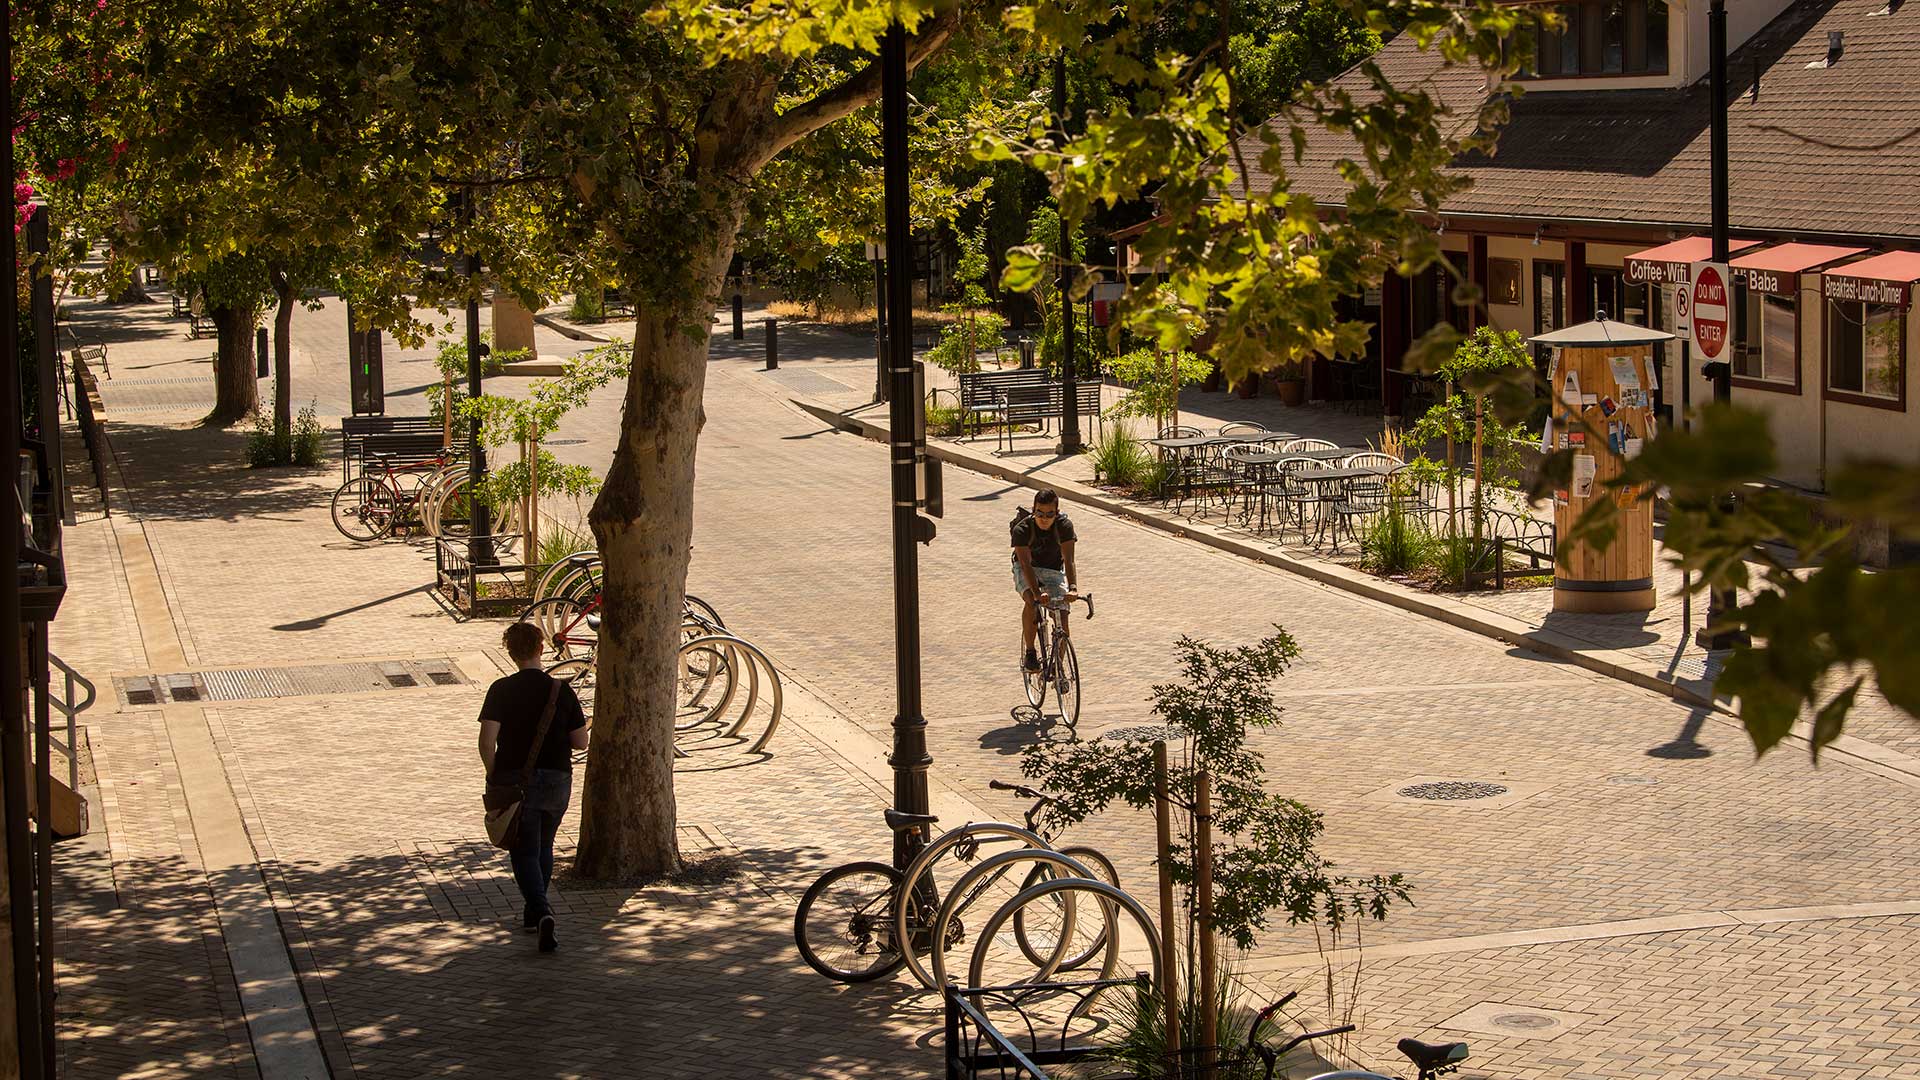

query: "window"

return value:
[1733, 287, 1798, 388]
[1826, 300, 1906, 406]
[1525, 1, 1669, 77]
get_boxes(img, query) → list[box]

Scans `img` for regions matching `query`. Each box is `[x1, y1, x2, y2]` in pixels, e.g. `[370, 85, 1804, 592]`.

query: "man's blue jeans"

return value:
[510, 769, 572, 921]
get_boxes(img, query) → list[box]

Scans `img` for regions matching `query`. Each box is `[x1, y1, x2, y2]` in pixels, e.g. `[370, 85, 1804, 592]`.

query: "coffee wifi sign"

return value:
[1689, 261, 1731, 359]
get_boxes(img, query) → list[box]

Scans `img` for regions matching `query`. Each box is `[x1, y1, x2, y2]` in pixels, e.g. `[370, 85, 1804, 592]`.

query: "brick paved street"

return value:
[43, 291, 1920, 1078]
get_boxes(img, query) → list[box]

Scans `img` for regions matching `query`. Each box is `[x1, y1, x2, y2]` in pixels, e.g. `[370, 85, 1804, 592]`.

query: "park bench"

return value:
[965, 375, 1103, 454]
[955, 369, 1053, 438]
[602, 287, 634, 319]
[70, 342, 110, 381]
[341, 415, 464, 481]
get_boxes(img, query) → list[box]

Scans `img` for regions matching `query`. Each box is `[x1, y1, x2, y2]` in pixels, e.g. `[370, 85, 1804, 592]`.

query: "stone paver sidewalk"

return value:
[44, 288, 1920, 1079]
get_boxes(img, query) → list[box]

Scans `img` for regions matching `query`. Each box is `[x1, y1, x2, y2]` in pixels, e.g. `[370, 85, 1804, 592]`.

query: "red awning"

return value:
[1822, 250, 1920, 309]
[1729, 243, 1865, 296]
[1623, 236, 1762, 286]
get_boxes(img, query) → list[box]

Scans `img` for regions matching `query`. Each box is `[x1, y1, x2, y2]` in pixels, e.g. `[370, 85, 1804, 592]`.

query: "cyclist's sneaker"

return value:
[1022, 648, 1040, 672]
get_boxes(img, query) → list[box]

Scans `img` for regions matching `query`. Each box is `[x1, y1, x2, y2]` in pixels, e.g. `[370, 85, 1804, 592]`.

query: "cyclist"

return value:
[1010, 489, 1078, 673]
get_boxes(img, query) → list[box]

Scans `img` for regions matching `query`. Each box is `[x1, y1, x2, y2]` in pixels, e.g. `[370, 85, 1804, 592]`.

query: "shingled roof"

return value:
[1252, 0, 1920, 242]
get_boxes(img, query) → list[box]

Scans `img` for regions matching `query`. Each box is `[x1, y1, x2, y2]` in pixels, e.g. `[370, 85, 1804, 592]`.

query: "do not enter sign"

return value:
[1690, 261, 1731, 359]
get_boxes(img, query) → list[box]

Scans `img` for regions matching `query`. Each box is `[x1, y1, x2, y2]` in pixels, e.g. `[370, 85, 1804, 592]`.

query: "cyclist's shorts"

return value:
[1013, 564, 1068, 601]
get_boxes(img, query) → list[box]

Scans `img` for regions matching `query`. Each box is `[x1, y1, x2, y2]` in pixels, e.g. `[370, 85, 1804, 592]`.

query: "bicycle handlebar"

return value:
[987, 778, 1047, 801]
[1045, 592, 1093, 620]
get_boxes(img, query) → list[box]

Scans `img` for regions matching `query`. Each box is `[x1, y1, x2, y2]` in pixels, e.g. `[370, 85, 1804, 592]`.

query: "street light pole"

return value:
[882, 22, 932, 872]
[461, 192, 494, 565]
[1699, 0, 1745, 649]
[1054, 52, 1083, 455]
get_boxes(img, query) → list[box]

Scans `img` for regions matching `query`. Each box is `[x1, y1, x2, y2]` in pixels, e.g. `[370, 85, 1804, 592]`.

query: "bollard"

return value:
[732, 294, 745, 340]
[1018, 337, 1035, 370]
[764, 318, 778, 370]
[255, 327, 270, 378]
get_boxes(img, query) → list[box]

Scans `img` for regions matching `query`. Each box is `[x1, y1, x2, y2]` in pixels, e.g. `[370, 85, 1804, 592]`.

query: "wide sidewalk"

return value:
[44, 288, 1920, 1079]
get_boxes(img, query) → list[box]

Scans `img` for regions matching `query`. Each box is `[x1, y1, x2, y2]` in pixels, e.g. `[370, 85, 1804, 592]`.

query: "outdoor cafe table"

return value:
[1147, 433, 1297, 507]
[1299, 464, 1394, 544]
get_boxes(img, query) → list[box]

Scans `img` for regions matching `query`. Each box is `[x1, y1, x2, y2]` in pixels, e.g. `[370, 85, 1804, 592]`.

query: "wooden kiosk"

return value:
[1527, 317, 1674, 614]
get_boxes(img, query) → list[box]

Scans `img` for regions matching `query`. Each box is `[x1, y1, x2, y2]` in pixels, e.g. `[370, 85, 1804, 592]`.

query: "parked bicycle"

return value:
[1025, 592, 1092, 728]
[793, 779, 1118, 989]
[329, 448, 458, 541]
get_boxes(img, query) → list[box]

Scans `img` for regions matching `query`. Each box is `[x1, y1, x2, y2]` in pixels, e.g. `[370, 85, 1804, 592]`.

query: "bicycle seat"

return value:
[1398, 1038, 1469, 1071]
[586, 613, 602, 630]
[883, 809, 939, 833]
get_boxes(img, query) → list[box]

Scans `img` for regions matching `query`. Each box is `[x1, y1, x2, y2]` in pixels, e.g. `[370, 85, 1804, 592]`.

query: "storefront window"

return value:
[1827, 300, 1906, 404]
[1524, 1, 1669, 77]
[1735, 288, 1797, 387]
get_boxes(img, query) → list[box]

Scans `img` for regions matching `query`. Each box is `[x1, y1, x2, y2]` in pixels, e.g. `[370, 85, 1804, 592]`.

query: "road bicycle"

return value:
[793, 779, 1118, 988]
[1024, 592, 1093, 728]
[329, 448, 460, 541]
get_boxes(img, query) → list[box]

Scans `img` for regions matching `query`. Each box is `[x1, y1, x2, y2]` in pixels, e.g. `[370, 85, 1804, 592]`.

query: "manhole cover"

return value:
[1397, 781, 1509, 801]
[1491, 1013, 1559, 1031]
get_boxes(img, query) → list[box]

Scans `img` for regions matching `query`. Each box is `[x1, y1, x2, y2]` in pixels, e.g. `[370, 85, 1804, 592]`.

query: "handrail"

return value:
[46, 653, 95, 792]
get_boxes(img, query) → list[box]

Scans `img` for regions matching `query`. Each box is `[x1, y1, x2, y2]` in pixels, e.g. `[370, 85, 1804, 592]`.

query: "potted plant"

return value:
[1265, 358, 1307, 406]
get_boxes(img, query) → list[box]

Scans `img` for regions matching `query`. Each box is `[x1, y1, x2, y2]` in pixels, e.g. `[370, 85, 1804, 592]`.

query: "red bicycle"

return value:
[329, 449, 461, 541]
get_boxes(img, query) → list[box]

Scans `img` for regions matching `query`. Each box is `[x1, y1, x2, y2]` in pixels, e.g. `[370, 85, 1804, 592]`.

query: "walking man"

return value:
[478, 623, 589, 952]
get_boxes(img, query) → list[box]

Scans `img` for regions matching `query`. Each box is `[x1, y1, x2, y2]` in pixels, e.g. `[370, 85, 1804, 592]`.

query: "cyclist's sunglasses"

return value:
[1033, 507, 1058, 519]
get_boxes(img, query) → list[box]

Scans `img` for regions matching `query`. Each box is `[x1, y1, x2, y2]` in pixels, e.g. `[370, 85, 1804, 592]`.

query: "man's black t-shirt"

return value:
[479, 669, 587, 775]
[1010, 513, 1076, 571]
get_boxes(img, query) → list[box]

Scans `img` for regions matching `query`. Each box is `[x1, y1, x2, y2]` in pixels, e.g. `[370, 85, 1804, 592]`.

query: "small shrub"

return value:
[1088, 428, 1151, 488]
[567, 290, 605, 322]
[924, 403, 964, 437]
[538, 520, 595, 567]
[1436, 531, 1499, 586]
[1141, 453, 1176, 500]
[1361, 502, 1434, 574]
[245, 402, 327, 468]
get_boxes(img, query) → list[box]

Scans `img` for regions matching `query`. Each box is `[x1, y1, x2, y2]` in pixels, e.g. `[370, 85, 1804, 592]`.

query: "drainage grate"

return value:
[1397, 780, 1510, 801]
[117, 659, 468, 706]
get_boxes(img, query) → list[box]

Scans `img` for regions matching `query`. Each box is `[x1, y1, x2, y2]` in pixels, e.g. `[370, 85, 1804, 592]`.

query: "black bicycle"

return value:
[1245, 993, 1470, 1080]
[793, 780, 1119, 988]
[1024, 592, 1092, 727]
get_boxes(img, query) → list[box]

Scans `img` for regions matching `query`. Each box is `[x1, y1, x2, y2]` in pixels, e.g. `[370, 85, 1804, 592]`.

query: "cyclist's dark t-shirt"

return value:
[478, 669, 587, 774]
[1011, 513, 1076, 570]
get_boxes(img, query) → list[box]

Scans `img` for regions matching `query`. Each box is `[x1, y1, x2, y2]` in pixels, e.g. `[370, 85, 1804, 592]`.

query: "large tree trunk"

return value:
[269, 272, 295, 438]
[205, 303, 260, 426]
[575, 265, 729, 878]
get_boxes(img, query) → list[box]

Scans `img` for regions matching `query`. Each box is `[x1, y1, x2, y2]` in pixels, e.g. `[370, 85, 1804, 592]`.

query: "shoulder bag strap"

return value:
[516, 681, 565, 785]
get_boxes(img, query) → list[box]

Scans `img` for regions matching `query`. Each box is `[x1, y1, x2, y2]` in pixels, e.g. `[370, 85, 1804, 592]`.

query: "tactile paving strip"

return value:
[116, 658, 466, 706]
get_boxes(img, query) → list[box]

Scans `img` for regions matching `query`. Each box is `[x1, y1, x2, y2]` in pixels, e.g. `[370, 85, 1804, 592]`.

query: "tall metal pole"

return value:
[874, 255, 889, 403]
[883, 22, 931, 871]
[1, 3, 48, 1068]
[1054, 53, 1082, 454]
[462, 193, 494, 565]
[1701, 0, 1744, 649]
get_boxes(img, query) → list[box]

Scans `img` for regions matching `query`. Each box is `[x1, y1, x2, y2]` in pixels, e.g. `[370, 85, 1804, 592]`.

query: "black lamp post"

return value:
[1054, 52, 1083, 455]
[882, 22, 933, 871]
[1699, 0, 1746, 650]
[461, 192, 494, 565]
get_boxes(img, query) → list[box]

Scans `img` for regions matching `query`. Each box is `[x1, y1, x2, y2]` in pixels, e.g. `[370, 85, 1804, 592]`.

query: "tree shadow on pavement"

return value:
[103, 422, 334, 524]
[258, 842, 949, 1079]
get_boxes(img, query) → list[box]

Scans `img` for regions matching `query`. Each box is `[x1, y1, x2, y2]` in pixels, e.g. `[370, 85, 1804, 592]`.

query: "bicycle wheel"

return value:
[1052, 638, 1081, 728]
[684, 593, 725, 630]
[794, 861, 907, 983]
[330, 476, 397, 541]
[520, 597, 596, 661]
[545, 657, 594, 719]
[894, 821, 1050, 990]
[1015, 844, 1119, 971]
[1022, 643, 1047, 711]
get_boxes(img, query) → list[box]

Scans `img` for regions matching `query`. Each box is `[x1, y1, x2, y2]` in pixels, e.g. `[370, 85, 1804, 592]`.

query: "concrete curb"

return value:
[533, 311, 613, 343]
[792, 398, 1920, 789]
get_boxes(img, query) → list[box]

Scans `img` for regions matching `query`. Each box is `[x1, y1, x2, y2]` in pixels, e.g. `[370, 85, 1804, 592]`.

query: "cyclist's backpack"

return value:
[1009, 506, 1032, 541]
